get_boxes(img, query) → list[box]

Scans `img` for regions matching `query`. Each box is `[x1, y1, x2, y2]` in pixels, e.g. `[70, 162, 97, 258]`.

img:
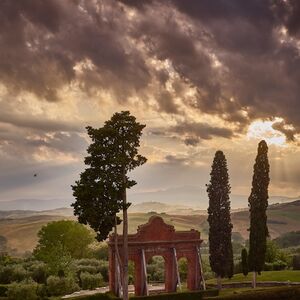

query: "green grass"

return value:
[206, 270, 300, 285]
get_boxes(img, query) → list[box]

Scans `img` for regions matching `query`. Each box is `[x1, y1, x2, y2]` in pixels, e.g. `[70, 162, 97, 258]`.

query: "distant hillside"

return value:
[0, 200, 299, 255]
[0, 187, 296, 210]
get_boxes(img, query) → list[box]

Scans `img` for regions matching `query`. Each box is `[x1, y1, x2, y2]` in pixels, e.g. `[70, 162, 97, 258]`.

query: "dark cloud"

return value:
[272, 120, 296, 142]
[171, 121, 234, 142]
[1, 0, 300, 141]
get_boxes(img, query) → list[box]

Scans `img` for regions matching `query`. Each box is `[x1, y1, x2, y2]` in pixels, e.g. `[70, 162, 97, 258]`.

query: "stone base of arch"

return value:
[108, 216, 203, 296]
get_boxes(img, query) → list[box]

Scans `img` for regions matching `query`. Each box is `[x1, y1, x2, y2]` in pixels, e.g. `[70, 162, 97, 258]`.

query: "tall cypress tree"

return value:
[248, 140, 270, 288]
[207, 151, 233, 289]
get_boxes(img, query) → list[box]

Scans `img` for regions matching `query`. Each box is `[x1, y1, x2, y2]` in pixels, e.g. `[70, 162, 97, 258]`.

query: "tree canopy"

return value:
[33, 220, 94, 274]
[72, 111, 147, 241]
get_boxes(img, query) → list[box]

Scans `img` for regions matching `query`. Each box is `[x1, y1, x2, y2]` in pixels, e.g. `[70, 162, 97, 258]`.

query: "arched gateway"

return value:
[108, 216, 205, 296]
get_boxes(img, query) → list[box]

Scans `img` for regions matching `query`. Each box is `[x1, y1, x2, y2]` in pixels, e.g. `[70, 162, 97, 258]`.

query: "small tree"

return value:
[248, 140, 270, 288]
[72, 111, 146, 300]
[207, 150, 233, 289]
[241, 248, 248, 276]
[33, 220, 94, 275]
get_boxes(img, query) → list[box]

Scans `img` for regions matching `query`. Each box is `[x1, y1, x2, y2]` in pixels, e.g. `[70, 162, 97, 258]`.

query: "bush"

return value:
[292, 255, 300, 270]
[0, 264, 29, 284]
[66, 290, 218, 300]
[28, 262, 48, 284]
[264, 260, 287, 271]
[46, 275, 79, 296]
[0, 285, 8, 297]
[131, 290, 218, 300]
[7, 281, 38, 300]
[80, 272, 103, 290]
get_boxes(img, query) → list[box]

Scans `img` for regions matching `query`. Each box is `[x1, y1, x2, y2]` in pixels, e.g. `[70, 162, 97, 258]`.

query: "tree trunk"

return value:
[252, 271, 257, 288]
[114, 217, 123, 297]
[122, 171, 129, 300]
[217, 275, 222, 290]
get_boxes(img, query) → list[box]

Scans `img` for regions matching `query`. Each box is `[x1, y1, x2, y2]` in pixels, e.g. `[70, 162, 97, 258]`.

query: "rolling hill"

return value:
[0, 200, 299, 255]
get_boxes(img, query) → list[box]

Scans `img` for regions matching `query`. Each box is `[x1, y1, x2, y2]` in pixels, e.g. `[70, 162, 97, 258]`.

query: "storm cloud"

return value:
[0, 0, 300, 141]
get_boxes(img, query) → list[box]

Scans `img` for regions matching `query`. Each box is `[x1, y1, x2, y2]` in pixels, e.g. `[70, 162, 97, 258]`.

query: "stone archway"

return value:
[108, 216, 204, 296]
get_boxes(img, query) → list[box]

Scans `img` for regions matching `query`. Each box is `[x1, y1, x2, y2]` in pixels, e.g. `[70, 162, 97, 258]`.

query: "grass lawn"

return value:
[206, 270, 300, 285]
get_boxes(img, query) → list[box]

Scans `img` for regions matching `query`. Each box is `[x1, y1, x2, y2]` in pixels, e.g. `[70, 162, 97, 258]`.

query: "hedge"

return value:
[0, 285, 7, 297]
[215, 286, 300, 300]
[132, 290, 219, 300]
[67, 290, 218, 300]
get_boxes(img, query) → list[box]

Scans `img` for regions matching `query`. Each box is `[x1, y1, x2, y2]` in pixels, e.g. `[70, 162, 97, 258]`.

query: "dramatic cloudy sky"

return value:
[0, 0, 300, 208]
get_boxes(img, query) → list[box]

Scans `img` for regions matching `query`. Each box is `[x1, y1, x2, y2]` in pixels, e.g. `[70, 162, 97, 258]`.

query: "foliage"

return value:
[178, 258, 188, 281]
[7, 280, 38, 300]
[292, 255, 300, 270]
[27, 261, 48, 284]
[207, 150, 233, 279]
[66, 292, 120, 299]
[274, 231, 300, 248]
[241, 248, 248, 276]
[0, 285, 7, 297]
[72, 111, 146, 241]
[90, 243, 109, 261]
[131, 290, 219, 300]
[46, 275, 79, 296]
[67, 290, 219, 300]
[248, 140, 270, 274]
[262, 240, 290, 271]
[0, 264, 29, 284]
[147, 256, 165, 282]
[80, 272, 103, 290]
[34, 220, 94, 275]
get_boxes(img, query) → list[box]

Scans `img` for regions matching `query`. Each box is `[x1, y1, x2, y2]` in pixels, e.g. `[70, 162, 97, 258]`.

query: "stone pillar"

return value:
[165, 252, 177, 293]
[187, 250, 201, 290]
[133, 254, 143, 296]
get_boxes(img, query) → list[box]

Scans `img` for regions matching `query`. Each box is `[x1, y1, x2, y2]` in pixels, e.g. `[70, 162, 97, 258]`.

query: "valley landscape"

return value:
[1, 200, 299, 255]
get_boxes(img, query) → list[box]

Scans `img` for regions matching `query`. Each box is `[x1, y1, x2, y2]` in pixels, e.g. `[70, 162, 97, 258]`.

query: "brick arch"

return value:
[109, 216, 204, 296]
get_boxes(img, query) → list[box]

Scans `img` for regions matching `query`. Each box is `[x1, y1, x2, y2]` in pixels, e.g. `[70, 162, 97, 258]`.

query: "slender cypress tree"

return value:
[241, 248, 249, 276]
[207, 151, 233, 289]
[248, 140, 270, 288]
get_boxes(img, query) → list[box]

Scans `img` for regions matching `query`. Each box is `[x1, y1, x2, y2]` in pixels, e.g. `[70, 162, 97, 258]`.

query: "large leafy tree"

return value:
[207, 151, 233, 289]
[72, 111, 146, 300]
[248, 140, 270, 288]
[34, 220, 94, 275]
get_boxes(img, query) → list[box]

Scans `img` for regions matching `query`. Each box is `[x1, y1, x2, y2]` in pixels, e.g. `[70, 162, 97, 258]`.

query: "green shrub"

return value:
[98, 260, 109, 282]
[80, 272, 103, 290]
[0, 264, 29, 284]
[0, 266, 13, 284]
[131, 290, 217, 300]
[292, 255, 300, 270]
[46, 275, 79, 296]
[7, 281, 38, 300]
[0, 285, 7, 297]
[264, 260, 287, 271]
[28, 262, 48, 284]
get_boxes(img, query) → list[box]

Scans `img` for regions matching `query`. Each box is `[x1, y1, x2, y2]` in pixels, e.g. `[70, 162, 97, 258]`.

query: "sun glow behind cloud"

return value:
[247, 119, 286, 146]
